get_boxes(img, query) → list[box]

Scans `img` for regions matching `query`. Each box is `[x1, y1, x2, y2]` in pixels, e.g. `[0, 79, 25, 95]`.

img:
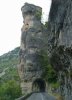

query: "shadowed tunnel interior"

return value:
[32, 78, 46, 92]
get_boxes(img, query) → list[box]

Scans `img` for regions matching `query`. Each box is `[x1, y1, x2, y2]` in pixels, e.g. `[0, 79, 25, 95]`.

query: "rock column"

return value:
[18, 3, 45, 94]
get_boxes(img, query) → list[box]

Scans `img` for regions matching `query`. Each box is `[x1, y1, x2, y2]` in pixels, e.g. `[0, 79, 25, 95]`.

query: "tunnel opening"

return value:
[32, 78, 46, 92]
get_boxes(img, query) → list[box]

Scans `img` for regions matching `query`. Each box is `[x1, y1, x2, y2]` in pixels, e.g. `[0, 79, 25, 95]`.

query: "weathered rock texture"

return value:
[18, 3, 47, 94]
[48, 0, 72, 99]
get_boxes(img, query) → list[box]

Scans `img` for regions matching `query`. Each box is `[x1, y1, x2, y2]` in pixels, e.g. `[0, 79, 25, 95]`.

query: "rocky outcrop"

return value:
[18, 1, 72, 99]
[48, 0, 72, 99]
[18, 3, 47, 94]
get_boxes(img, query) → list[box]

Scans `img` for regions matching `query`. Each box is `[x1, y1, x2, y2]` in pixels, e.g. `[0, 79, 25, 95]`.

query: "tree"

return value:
[0, 80, 22, 100]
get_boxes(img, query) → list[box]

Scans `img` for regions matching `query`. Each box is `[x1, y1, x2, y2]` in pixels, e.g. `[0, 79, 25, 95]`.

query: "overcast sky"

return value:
[0, 0, 51, 56]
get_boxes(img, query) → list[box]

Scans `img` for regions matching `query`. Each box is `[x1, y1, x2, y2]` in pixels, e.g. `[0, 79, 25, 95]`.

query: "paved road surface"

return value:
[26, 92, 56, 100]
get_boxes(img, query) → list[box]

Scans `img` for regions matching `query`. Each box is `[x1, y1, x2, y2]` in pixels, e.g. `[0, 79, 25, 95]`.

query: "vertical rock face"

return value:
[18, 3, 47, 93]
[48, 0, 72, 99]
[48, 0, 72, 48]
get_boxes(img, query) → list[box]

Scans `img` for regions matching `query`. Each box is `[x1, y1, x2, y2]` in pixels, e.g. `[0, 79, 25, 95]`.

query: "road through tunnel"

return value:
[32, 78, 46, 92]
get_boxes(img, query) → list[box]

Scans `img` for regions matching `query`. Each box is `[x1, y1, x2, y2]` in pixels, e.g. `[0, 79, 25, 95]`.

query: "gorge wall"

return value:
[18, 1, 72, 100]
[48, 0, 72, 99]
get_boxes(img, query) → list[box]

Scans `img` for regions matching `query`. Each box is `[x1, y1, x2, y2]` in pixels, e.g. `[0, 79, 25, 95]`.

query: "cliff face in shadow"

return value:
[48, 0, 72, 99]
[48, 0, 72, 48]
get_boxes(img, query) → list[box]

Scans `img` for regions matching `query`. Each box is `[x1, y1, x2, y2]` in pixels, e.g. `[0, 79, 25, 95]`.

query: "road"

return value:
[26, 92, 56, 100]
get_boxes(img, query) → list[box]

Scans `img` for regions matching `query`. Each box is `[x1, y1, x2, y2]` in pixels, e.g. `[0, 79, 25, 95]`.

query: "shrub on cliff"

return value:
[38, 50, 57, 83]
[35, 11, 42, 20]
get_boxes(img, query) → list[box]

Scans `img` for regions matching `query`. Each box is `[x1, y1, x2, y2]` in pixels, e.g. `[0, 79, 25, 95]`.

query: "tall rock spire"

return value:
[18, 3, 46, 94]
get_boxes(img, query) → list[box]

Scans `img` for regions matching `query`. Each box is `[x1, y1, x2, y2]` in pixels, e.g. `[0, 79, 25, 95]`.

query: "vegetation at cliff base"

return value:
[0, 47, 22, 100]
[0, 80, 21, 100]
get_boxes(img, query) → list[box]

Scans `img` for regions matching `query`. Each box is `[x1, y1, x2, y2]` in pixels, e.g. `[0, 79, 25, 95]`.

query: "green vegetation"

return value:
[35, 11, 42, 20]
[44, 21, 48, 29]
[38, 50, 57, 84]
[0, 80, 21, 100]
[0, 47, 22, 100]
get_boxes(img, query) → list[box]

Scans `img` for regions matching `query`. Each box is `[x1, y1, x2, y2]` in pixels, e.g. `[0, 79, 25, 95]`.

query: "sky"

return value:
[0, 0, 51, 56]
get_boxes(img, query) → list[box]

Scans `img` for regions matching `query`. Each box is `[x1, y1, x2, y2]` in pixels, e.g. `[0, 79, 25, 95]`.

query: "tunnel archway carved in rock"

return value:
[32, 78, 46, 92]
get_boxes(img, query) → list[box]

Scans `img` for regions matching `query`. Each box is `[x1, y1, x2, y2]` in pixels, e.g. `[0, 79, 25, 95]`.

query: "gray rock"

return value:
[18, 3, 47, 94]
[21, 3, 42, 20]
[48, 0, 72, 99]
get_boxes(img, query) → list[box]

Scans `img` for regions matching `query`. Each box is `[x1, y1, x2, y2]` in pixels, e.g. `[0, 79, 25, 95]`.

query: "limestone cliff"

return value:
[18, 3, 47, 94]
[18, 1, 72, 99]
[48, 0, 72, 99]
